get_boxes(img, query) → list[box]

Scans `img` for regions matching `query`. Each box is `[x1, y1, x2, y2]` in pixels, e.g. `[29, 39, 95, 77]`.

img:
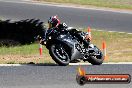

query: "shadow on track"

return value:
[24, 62, 59, 66]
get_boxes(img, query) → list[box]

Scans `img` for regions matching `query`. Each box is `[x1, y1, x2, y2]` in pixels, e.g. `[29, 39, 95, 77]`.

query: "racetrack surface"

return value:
[0, 64, 131, 88]
[0, 0, 132, 33]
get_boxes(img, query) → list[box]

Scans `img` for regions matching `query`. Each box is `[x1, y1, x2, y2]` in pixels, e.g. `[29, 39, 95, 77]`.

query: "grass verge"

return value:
[88, 29, 132, 62]
[0, 43, 54, 64]
[0, 29, 132, 64]
[36, 0, 132, 10]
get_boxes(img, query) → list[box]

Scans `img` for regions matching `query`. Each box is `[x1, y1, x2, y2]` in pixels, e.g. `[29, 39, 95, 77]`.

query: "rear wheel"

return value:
[49, 43, 70, 66]
[88, 46, 104, 65]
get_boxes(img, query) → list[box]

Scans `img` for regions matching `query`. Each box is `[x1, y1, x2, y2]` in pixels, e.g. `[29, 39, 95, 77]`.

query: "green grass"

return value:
[0, 43, 48, 55]
[0, 29, 132, 63]
[37, 0, 132, 9]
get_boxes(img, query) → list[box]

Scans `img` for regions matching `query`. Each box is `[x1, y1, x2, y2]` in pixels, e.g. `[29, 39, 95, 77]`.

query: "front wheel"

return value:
[88, 46, 104, 65]
[49, 43, 70, 66]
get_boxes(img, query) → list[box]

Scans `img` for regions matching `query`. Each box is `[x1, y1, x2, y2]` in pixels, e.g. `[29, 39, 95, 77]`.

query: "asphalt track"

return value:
[0, 0, 132, 33]
[0, 64, 131, 88]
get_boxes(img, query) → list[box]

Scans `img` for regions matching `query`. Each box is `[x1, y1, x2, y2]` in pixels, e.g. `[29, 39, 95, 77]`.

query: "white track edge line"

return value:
[69, 62, 132, 65]
[0, 62, 132, 66]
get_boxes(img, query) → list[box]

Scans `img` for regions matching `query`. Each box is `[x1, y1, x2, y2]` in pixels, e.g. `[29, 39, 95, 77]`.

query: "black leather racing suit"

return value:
[42, 23, 90, 47]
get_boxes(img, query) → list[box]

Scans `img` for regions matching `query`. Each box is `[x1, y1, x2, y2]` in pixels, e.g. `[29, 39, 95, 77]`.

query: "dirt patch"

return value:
[0, 54, 54, 64]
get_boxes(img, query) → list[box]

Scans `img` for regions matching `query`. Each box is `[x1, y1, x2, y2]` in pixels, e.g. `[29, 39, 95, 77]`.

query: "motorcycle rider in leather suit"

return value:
[40, 16, 91, 48]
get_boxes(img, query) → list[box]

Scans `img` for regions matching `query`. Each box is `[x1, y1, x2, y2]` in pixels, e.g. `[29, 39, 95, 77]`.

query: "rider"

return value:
[48, 15, 60, 29]
[40, 15, 90, 46]
[47, 15, 68, 31]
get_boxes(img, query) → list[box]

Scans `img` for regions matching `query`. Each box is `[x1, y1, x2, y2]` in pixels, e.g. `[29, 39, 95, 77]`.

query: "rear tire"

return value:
[49, 43, 70, 66]
[88, 46, 104, 65]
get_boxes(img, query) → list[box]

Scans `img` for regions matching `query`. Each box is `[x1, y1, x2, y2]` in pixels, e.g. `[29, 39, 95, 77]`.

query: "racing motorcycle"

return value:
[38, 24, 104, 66]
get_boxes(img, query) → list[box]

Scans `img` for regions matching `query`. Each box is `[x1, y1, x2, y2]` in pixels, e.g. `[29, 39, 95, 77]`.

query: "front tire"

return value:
[49, 43, 70, 66]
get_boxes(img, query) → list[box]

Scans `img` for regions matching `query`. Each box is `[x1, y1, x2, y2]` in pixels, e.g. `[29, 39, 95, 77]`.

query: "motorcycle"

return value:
[38, 25, 104, 66]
